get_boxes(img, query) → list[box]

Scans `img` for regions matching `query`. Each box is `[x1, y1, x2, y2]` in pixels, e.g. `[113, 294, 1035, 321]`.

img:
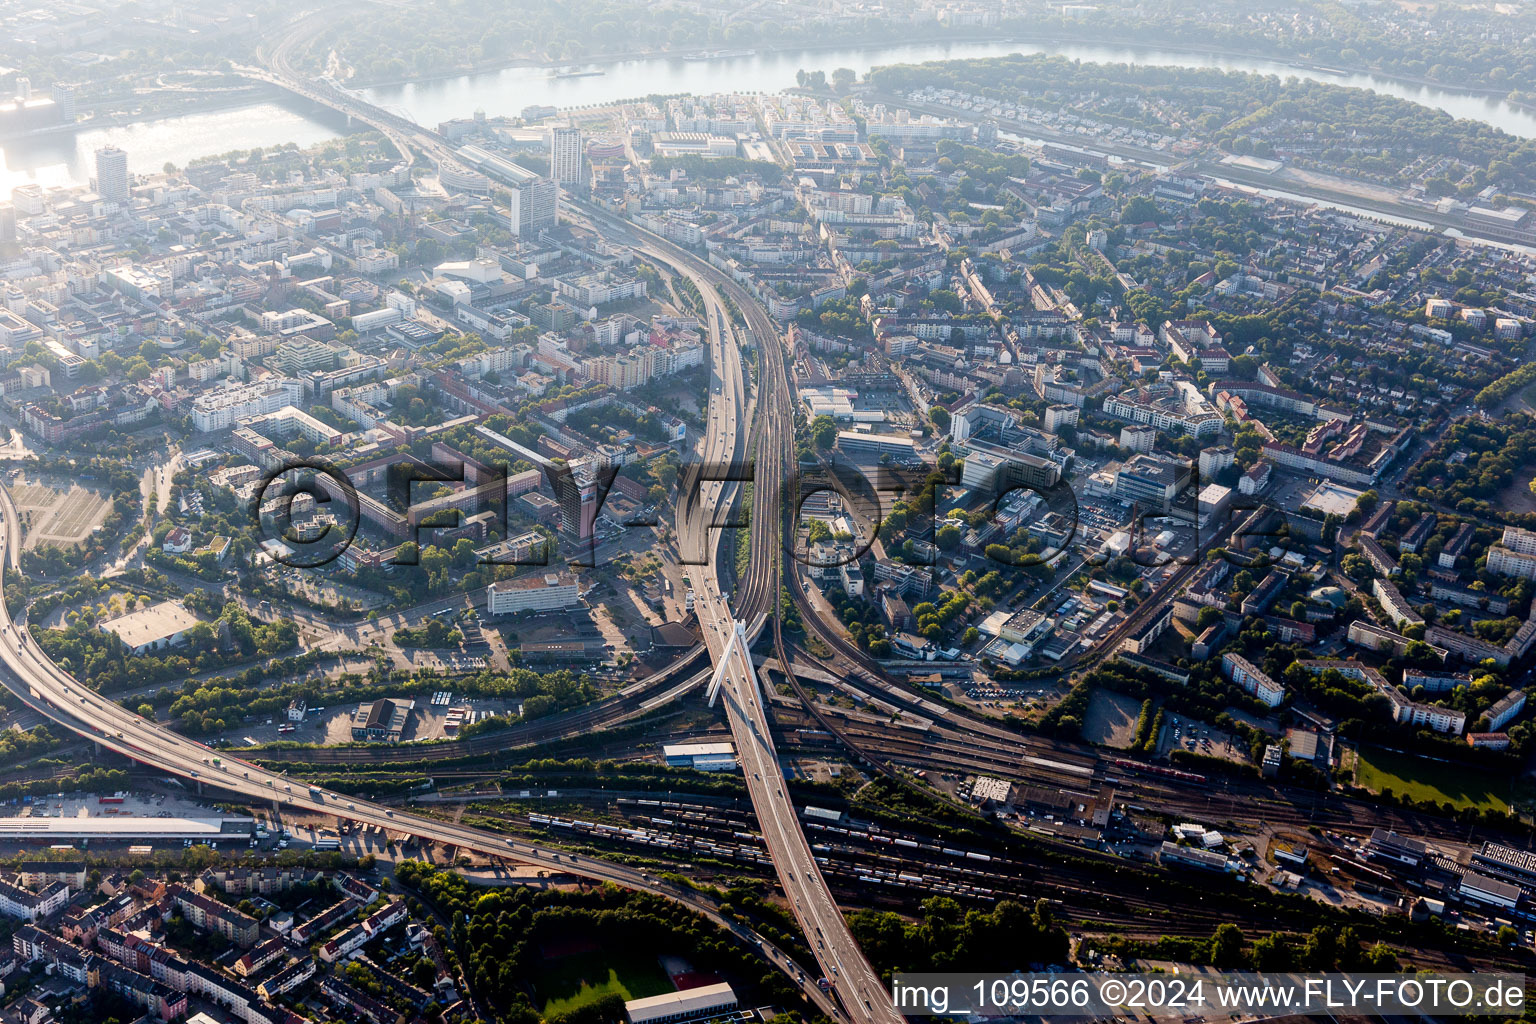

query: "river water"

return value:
[3, 38, 1533, 195]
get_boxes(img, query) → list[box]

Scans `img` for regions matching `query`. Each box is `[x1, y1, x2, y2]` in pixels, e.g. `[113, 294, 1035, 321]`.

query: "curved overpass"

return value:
[584, 207, 903, 1024]
[168, 36, 898, 1016]
[0, 481, 839, 1018]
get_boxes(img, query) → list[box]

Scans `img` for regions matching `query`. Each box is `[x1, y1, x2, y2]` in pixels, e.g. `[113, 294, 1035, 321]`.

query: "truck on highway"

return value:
[309, 785, 323, 799]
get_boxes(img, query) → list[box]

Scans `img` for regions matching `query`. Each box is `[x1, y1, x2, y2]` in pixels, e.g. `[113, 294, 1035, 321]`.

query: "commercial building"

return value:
[458, 146, 560, 237]
[509, 175, 559, 237]
[351, 699, 414, 743]
[0, 816, 253, 843]
[99, 601, 202, 655]
[1367, 828, 1427, 867]
[1458, 871, 1521, 911]
[1114, 454, 1191, 513]
[487, 572, 582, 615]
[1471, 842, 1536, 891]
[663, 742, 738, 771]
[1158, 841, 1232, 873]
[836, 429, 917, 462]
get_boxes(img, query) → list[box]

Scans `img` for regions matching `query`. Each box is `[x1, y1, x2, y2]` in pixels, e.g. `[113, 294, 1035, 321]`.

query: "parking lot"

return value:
[1155, 711, 1244, 762]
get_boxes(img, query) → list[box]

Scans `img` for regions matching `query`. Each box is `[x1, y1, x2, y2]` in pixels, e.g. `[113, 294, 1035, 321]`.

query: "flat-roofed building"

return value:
[836, 429, 916, 462]
[98, 601, 201, 654]
[1158, 841, 1230, 872]
[1114, 454, 1190, 513]
[1472, 842, 1536, 891]
[625, 982, 738, 1024]
[662, 742, 737, 771]
[487, 572, 581, 615]
[1367, 828, 1426, 867]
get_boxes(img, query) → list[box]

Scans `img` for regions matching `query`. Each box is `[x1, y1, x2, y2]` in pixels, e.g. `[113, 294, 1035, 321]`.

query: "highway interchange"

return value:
[9, 20, 1517, 1021]
[0, 107, 894, 1013]
[0, 449, 846, 1018]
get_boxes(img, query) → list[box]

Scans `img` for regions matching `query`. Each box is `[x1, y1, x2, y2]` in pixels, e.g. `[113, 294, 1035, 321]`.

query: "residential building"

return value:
[95, 145, 129, 204]
[550, 124, 585, 187]
[1221, 652, 1285, 707]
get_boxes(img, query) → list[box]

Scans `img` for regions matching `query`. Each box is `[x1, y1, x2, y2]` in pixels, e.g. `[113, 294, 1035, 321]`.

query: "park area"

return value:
[1352, 746, 1510, 814]
[11, 475, 112, 551]
[537, 940, 674, 1017]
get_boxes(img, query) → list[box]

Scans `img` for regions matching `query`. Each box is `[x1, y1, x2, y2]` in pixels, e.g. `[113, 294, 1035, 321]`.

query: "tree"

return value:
[1209, 923, 1247, 968]
[831, 67, 856, 93]
[811, 414, 838, 450]
[929, 407, 951, 432]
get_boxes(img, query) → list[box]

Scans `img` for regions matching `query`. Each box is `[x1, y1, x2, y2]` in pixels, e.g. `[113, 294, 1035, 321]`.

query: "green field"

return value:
[1354, 746, 1508, 813]
[538, 950, 673, 1016]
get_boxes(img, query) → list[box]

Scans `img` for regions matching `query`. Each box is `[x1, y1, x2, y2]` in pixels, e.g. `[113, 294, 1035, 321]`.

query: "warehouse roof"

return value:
[0, 816, 253, 840]
[625, 982, 737, 1024]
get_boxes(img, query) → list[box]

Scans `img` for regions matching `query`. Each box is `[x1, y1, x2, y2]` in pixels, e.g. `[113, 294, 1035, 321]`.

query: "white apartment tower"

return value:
[550, 124, 585, 188]
[508, 176, 559, 238]
[95, 145, 129, 204]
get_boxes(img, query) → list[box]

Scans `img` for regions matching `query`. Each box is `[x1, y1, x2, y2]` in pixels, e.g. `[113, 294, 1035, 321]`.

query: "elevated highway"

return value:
[0, 481, 839, 1017]
[591, 206, 902, 1024]
[43, 27, 904, 1017]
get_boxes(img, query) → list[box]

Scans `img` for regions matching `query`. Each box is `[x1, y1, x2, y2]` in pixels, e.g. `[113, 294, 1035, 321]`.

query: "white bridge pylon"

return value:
[706, 618, 753, 707]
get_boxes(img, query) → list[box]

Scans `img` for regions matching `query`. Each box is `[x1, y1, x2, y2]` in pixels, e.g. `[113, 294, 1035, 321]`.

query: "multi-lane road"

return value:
[603, 209, 901, 1024]
[3, 33, 905, 1019]
[0, 188, 887, 1022]
[0, 479, 844, 1017]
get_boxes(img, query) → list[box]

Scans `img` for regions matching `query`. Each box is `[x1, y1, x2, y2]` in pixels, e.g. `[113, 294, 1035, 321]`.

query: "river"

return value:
[2, 37, 1533, 195]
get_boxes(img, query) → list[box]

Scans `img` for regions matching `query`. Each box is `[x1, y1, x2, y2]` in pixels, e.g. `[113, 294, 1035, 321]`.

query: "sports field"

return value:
[1353, 746, 1507, 813]
[538, 949, 673, 1016]
[11, 477, 112, 551]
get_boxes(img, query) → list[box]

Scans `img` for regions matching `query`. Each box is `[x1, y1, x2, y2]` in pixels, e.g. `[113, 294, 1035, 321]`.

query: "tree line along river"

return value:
[2, 37, 1533, 199]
